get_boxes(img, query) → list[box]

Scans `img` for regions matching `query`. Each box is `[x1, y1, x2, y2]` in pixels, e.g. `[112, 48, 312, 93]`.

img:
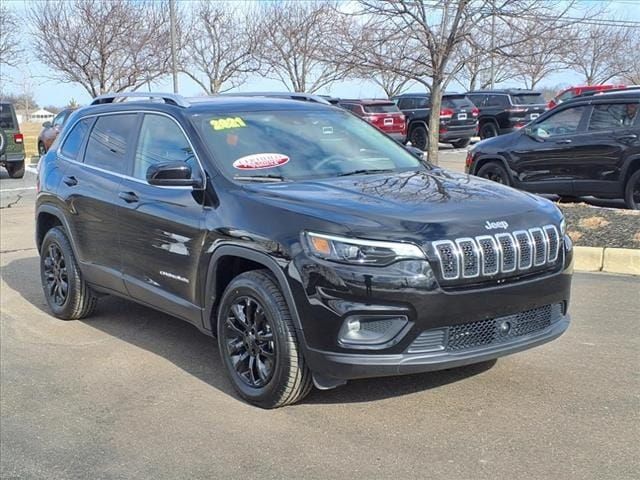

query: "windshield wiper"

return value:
[233, 174, 287, 182]
[337, 169, 395, 177]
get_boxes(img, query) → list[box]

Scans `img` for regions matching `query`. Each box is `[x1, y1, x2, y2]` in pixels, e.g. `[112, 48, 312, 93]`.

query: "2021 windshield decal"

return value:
[210, 117, 247, 131]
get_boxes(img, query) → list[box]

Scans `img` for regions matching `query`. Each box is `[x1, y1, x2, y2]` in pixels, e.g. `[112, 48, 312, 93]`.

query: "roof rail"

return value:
[576, 86, 640, 98]
[222, 92, 331, 105]
[90, 92, 190, 108]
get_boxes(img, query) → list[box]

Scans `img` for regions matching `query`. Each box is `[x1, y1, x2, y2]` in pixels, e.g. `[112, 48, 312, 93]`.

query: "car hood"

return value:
[243, 169, 561, 242]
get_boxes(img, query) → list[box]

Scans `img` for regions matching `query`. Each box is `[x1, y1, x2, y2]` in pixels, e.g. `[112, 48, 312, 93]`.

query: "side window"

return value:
[84, 114, 137, 173]
[468, 95, 484, 107]
[53, 112, 66, 128]
[487, 95, 508, 107]
[557, 90, 574, 103]
[532, 106, 587, 138]
[589, 103, 639, 131]
[397, 98, 409, 109]
[416, 97, 428, 108]
[60, 118, 92, 160]
[133, 114, 196, 181]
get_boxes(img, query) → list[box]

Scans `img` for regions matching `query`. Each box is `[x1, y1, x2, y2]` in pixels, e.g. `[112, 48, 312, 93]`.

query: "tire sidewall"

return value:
[478, 162, 510, 186]
[480, 123, 498, 139]
[625, 170, 640, 210]
[6, 161, 25, 178]
[216, 275, 294, 405]
[40, 227, 79, 317]
[409, 124, 428, 151]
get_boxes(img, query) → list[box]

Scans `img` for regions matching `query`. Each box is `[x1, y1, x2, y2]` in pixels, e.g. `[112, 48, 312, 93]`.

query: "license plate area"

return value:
[384, 118, 393, 126]
[530, 113, 539, 120]
[458, 113, 467, 120]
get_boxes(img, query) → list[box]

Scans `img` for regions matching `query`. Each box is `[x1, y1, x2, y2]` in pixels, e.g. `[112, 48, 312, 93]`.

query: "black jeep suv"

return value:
[467, 89, 547, 140]
[393, 93, 478, 150]
[466, 88, 640, 209]
[36, 92, 573, 408]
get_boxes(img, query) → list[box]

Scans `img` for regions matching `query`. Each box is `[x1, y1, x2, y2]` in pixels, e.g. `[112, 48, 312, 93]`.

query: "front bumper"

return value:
[306, 315, 569, 380]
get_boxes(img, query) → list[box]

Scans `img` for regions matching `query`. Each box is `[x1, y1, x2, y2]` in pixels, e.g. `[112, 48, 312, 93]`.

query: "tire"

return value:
[451, 138, 471, 149]
[477, 161, 511, 186]
[217, 270, 312, 408]
[480, 122, 498, 139]
[6, 161, 25, 179]
[40, 226, 98, 320]
[409, 124, 428, 151]
[38, 141, 47, 157]
[624, 170, 640, 210]
[0, 128, 6, 156]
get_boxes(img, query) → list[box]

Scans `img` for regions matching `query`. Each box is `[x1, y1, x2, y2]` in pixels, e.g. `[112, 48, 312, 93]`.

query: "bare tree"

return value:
[180, 2, 260, 94]
[0, 5, 22, 69]
[344, 0, 583, 164]
[618, 33, 640, 85]
[256, 1, 353, 93]
[563, 23, 631, 85]
[30, 0, 174, 97]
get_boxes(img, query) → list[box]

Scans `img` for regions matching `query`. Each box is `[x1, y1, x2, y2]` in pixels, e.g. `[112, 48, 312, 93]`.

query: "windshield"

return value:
[191, 109, 424, 181]
[0, 103, 17, 129]
[511, 94, 545, 105]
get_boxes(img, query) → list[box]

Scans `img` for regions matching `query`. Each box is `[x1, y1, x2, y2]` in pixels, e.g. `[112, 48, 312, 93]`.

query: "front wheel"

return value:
[624, 170, 640, 210]
[477, 161, 511, 186]
[217, 270, 312, 408]
[409, 124, 428, 151]
[6, 161, 25, 179]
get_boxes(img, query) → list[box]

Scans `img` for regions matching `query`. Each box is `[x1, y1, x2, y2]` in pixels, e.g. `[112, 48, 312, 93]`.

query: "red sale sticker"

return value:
[232, 153, 290, 170]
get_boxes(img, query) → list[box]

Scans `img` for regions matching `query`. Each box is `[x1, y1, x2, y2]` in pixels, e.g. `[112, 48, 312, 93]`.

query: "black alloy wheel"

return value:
[409, 125, 428, 151]
[625, 170, 640, 210]
[223, 296, 275, 388]
[43, 243, 68, 307]
[480, 122, 498, 139]
[477, 161, 511, 186]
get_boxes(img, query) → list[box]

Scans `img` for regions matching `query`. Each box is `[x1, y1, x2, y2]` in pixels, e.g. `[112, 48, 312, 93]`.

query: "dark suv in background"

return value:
[0, 101, 26, 178]
[393, 93, 478, 150]
[36, 92, 573, 408]
[467, 89, 547, 139]
[466, 88, 640, 209]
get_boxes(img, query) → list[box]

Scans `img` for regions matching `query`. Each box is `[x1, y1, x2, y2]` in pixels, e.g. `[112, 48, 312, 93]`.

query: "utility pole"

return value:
[169, 0, 179, 93]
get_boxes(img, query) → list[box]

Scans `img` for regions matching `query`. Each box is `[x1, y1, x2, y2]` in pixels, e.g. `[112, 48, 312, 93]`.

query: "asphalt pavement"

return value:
[1, 165, 639, 480]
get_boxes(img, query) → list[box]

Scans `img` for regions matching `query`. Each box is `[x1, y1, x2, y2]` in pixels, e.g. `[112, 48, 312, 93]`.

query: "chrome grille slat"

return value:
[431, 224, 562, 283]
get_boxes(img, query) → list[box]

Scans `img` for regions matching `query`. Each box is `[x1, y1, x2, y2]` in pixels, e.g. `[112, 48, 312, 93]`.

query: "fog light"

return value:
[338, 315, 410, 348]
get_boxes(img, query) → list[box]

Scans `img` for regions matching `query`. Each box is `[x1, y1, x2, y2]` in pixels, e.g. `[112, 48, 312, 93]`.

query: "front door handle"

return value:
[118, 191, 139, 203]
[616, 134, 638, 142]
[62, 175, 78, 186]
[555, 139, 572, 144]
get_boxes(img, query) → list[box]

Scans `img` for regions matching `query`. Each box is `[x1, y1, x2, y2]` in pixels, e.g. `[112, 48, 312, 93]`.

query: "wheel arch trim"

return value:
[203, 245, 304, 335]
[35, 204, 78, 257]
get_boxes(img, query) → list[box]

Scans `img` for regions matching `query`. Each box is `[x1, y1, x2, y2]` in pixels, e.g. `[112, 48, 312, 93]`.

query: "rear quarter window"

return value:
[60, 118, 93, 160]
[511, 94, 546, 105]
[442, 96, 475, 109]
[0, 103, 17, 129]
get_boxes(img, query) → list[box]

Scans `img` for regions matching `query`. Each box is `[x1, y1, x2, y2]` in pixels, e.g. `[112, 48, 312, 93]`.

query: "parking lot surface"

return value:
[1, 169, 639, 480]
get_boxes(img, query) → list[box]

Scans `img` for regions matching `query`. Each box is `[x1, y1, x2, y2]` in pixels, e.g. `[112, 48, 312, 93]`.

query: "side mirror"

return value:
[42, 121, 52, 128]
[146, 162, 202, 188]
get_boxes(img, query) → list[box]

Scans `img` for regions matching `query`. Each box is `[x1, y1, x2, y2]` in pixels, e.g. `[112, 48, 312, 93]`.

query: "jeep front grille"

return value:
[432, 225, 561, 283]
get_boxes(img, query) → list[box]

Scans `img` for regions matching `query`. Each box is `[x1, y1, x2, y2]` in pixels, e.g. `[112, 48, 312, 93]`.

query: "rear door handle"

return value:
[62, 175, 78, 186]
[555, 139, 572, 144]
[118, 191, 139, 203]
[616, 134, 638, 142]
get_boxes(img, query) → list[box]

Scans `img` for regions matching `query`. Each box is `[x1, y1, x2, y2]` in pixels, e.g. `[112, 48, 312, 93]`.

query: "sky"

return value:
[1, 0, 639, 107]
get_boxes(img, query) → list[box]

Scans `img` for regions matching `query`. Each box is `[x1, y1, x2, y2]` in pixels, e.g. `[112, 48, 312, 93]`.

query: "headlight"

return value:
[303, 232, 425, 266]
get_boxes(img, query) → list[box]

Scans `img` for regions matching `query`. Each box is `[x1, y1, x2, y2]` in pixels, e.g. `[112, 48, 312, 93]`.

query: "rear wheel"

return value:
[624, 170, 640, 210]
[40, 227, 98, 320]
[480, 122, 498, 139]
[409, 124, 428, 151]
[477, 161, 511, 186]
[6, 161, 25, 179]
[451, 138, 470, 149]
[217, 270, 312, 408]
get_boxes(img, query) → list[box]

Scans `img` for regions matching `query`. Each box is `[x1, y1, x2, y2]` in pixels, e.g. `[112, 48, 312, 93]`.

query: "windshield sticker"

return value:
[210, 117, 246, 131]
[232, 153, 289, 170]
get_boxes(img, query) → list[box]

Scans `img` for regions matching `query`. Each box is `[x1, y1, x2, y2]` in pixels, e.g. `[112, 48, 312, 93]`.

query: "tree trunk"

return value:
[427, 80, 443, 165]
